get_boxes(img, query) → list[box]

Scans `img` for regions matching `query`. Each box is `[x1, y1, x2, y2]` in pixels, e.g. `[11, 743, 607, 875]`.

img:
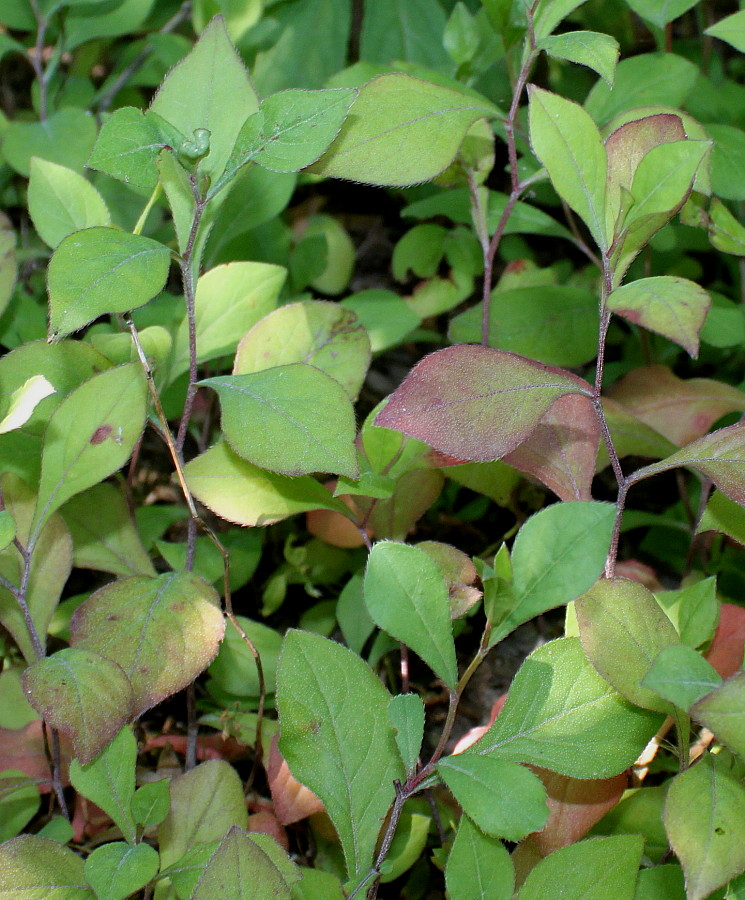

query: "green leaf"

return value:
[0, 509, 14, 551]
[379, 811, 430, 884]
[86, 107, 185, 191]
[276, 629, 405, 880]
[633, 864, 685, 899]
[64, 0, 156, 50]
[528, 85, 607, 250]
[445, 815, 514, 900]
[341, 290, 420, 353]
[625, 0, 698, 29]
[169, 262, 285, 382]
[642, 644, 722, 712]
[626, 140, 710, 225]
[360, 0, 450, 69]
[209, 615, 282, 698]
[233, 300, 370, 401]
[69, 571, 224, 718]
[438, 755, 548, 841]
[0, 218, 15, 321]
[375, 344, 591, 463]
[23, 647, 134, 765]
[192, 827, 299, 899]
[0, 474, 72, 662]
[184, 442, 347, 527]
[202, 365, 358, 479]
[691, 672, 745, 759]
[533, 0, 588, 39]
[0, 835, 94, 898]
[518, 835, 643, 900]
[158, 760, 249, 871]
[630, 423, 745, 507]
[698, 491, 745, 546]
[538, 31, 619, 86]
[608, 277, 710, 358]
[387, 693, 425, 775]
[0, 771, 40, 842]
[364, 541, 457, 690]
[664, 753, 745, 900]
[709, 197, 745, 256]
[2, 108, 97, 177]
[149, 15, 259, 181]
[576, 577, 680, 714]
[467, 638, 662, 778]
[291, 868, 346, 900]
[60, 482, 155, 577]
[655, 577, 719, 649]
[706, 9, 745, 53]
[48, 227, 171, 338]
[84, 841, 158, 900]
[69, 727, 137, 844]
[585, 53, 698, 125]
[490, 501, 615, 646]
[32, 363, 147, 535]
[309, 73, 498, 187]
[130, 778, 170, 828]
[449, 285, 598, 368]
[28, 159, 110, 249]
[707, 124, 745, 202]
[221, 88, 356, 184]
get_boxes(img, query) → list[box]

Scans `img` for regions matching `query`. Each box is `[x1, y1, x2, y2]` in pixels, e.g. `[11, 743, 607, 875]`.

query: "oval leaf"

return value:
[528, 85, 608, 250]
[375, 344, 591, 463]
[32, 363, 147, 534]
[467, 638, 662, 779]
[70, 571, 225, 717]
[233, 300, 370, 400]
[84, 842, 158, 900]
[23, 648, 133, 765]
[364, 541, 458, 690]
[576, 577, 680, 714]
[48, 227, 171, 338]
[664, 753, 745, 900]
[276, 630, 405, 880]
[28, 158, 110, 249]
[309, 73, 498, 187]
[438, 754, 548, 841]
[202, 364, 358, 478]
[608, 276, 710, 358]
[691, 671, 745, 758]
[0, 835, 93, 898]
[631, 422, 745, 506]
[184, 441, 348, 527]
[445, 816, 514, 900]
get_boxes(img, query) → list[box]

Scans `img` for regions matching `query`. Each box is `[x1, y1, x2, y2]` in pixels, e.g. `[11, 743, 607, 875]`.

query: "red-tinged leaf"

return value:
[630, 422, 745, 507]
[0, 720, 71, 791]
[528, 768, 628, 857]
[70, 572, 225, 718]
[605, 114, 686, 236]
[503, 393, 600, 501]
[706, 603, 745, 679]
[375, 345, 591, 462]
[607, 276, 710, 358]
[143, 734, 247, 763]
[614, 559, 664, 592]
[267, 734, 324, 826]
[608, 365, 745, 446]
[248, 810, 289, 851]
[23, 648, 134, 765]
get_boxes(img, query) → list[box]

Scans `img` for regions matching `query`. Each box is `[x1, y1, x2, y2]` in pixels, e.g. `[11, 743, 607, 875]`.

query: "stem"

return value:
[126, 317, 267, 780]
[594, 257, 628, 577]
[27, 0, 49, 121]
[14, 538, 45, 661]
[475, 36, 538, 346]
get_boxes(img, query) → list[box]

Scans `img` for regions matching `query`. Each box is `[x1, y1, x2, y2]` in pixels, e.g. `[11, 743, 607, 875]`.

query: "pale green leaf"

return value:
[310, 73, 498, 187]
[706, 9, 745, 53]
[691, 672, 745, 759]
[28, 158, 110, 249]
[528, 86, 608, 250]
[0, 375, 55, 434]
[445, 816, 514, 900]
[0, 835, 94, 898]
[84, 841, 158, 900]
[538, 31, 619, 86]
